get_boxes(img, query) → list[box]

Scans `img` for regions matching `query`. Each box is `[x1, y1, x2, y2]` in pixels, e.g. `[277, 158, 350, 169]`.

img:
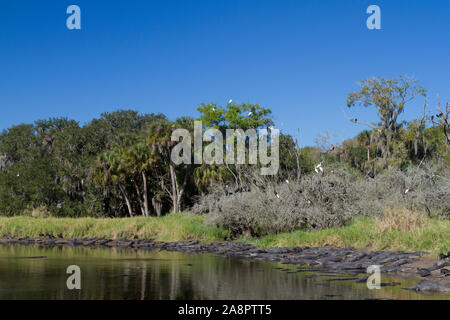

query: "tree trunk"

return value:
[152, 196, 162, 217]
[118, 183, 133, 217]
[294, 136, 301, 182]
[134, 181, 145, 216]
[169, 162, 178, 213]
[175, 170, 188, 213]
[142, 171, 149, 217]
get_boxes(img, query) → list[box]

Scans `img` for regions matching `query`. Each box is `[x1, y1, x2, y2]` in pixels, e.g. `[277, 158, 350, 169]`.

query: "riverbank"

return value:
[0, 213, 229, 242]
[0, 214, 449, 256]
[1, 233, 449, 292]
[243, 217, 450, 257]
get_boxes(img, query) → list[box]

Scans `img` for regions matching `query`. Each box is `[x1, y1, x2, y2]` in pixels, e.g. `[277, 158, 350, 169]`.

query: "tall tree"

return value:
[347, 76, 427, 161]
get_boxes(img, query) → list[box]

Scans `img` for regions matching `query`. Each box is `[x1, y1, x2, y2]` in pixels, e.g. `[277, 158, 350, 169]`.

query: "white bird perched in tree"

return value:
[314, 162, 323, 174]
[248, 111, 253, 116]
[404, 188, 409, 194]
[17, 173, 20, 177]
[274, 191, 280, 199]
[285, 179, 289, 184]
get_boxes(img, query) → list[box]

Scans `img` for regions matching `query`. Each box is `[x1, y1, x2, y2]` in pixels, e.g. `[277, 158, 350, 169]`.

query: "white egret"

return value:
[314, 162, 323, 174]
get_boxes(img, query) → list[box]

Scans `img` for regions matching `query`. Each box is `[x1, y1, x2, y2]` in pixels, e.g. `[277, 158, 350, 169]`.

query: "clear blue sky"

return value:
[1, 0, 449, 146]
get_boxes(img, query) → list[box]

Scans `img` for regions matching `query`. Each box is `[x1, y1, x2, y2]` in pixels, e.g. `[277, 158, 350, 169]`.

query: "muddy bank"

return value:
[1, 234, 449, 293]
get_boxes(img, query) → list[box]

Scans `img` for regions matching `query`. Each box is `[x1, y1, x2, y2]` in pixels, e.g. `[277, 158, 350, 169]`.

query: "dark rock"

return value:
[428, 260, 450, 271]
[440, 268, 450, 276]
[403, 281, 450, 293]
[380, 282, 401, 287]
[355, 277, 369, 283]
[417, 268, 431, 277]
[322, 277, 359, 282]
[387, 258, 411, 268]
[439, 252, 449, 260]
[345, 253, 367, 262]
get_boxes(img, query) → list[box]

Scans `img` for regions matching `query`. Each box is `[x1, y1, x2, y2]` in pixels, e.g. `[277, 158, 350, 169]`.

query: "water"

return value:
[0, 244, 448, 300]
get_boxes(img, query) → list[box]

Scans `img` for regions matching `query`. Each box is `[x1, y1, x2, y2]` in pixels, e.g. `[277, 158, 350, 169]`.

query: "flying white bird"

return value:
[314, 162, 323, 173]
[228, 99, 233, 104]
[274, 191, 280, 199]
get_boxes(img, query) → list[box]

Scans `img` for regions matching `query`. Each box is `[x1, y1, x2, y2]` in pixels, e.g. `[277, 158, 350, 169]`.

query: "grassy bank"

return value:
[242, 216, 450, 256]
[0, 213, 229, 242]
[0, 213, 448, 256]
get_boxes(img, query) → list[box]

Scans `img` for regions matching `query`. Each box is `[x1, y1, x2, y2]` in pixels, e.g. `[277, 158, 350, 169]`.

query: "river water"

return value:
[0, 244, 448, 300]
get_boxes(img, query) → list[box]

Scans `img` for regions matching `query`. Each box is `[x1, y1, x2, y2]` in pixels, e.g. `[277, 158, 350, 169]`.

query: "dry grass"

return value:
[376, 207, 429, 233]
[23, 205, 52, 218]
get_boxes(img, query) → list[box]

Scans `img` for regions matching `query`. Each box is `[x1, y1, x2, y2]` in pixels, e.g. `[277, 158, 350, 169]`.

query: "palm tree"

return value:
[94, 150, 134, 217]
[146, 120, 191, 213]
[193, 165, 229, 194]
[123, 141, 156, 216]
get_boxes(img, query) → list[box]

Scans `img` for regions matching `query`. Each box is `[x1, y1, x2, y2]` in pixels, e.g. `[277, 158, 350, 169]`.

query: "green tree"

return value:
[197, 101, 274, 188]
[347, 76, 426, 162]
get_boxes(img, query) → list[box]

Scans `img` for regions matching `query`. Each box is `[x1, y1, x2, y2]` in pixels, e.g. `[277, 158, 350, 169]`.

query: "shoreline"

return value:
[1, 235, 449, 293]
[1, 215, 449, 255]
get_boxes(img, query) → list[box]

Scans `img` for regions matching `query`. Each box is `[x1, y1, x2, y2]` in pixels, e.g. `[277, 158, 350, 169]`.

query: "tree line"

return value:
[0, 76, 448, 217]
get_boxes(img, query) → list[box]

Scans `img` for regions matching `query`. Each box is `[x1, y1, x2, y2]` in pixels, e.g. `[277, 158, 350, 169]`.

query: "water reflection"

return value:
[0, 244, 448, 300]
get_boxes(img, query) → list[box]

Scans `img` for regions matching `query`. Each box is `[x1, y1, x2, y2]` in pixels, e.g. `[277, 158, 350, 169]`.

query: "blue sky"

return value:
[1, 0, 449, 146]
